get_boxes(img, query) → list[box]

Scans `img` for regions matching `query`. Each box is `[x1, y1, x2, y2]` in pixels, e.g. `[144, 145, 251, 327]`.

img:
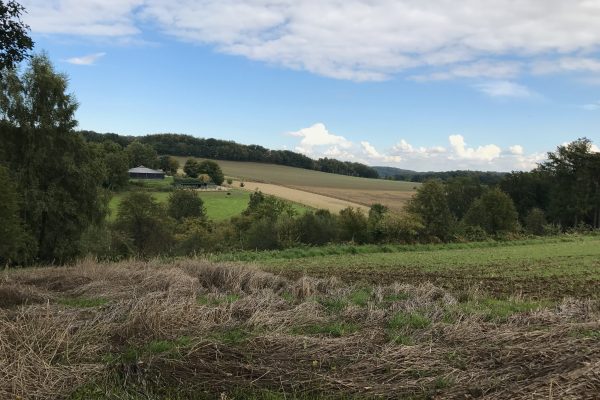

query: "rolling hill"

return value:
[175, 157, 419, 212]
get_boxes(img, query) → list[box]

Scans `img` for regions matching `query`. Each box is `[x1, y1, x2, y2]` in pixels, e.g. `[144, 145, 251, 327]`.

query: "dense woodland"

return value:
[374, 166, 506, 185]
[1, 4, 600, 266]
[82, 131, 380, 179]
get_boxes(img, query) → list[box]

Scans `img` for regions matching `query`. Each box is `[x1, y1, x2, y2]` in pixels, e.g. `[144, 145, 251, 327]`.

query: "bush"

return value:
[338, 207, 369, 244]
[295, 210, 339, 245]
[525, 208, 547, 235]
[379, 212, 424, 244]
[168, 190, 206, 221]
[463, 188, 520, 235]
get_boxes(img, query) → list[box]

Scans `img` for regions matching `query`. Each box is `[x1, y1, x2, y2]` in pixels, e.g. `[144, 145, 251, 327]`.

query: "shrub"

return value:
[525, 207, 547, 235]
[295, 210, 339, 245]
[338, 207, 369, 244]
[379, 212, 424, 244]
[463, 188, 520, 235]
[168, 190, 206, 221]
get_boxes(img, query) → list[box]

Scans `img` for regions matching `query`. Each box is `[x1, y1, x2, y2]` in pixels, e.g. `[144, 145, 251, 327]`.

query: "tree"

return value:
[183, 158, 201, 178]
[159, 155, 179, 176]
[0, 1, 34, 70]
[445, 176, 483, 220]
[168, 190, 206, 221]
[125, 141, 158, 169]
[295, 209, 339, 245]
[524, 208, 547, 236]
[0, 55, 107, 263]
[367, 203, 388, 242]
[463, 188, 519, 235]
[114, 192, 174, 256]
[198, 160, 225, 185]
[406, 180, 455, 241]
[539, 138, 600, 228]
[0, 165, 33, 264]
[338, 207, 368, 243]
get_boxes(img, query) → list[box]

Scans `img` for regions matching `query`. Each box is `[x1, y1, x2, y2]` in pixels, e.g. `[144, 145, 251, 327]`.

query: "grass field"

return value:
[216, 235, 600, 300]
[2, 257, 598, 399]
[108, 185, 309, 221]
[174, 157, 418, 212]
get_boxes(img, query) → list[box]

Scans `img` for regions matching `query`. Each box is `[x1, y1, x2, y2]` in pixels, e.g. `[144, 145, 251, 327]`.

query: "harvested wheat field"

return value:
[1, 260, 599, 400]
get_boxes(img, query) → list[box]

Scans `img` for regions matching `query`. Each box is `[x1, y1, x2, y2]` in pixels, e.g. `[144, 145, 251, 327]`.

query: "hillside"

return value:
[175, 157, 419, 212]
[374, 166, 506, 185]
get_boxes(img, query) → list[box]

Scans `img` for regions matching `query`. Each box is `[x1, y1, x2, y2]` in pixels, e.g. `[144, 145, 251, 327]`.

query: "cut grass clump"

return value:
[349, 288, 371, 306]
[116, 337, 193, 363]
[389, 311, 431, 330]
[457, 298, 547, 321]
[318, 297, 347, 313]
[294, 322, 358, 337]
[57, 297, 108, 308]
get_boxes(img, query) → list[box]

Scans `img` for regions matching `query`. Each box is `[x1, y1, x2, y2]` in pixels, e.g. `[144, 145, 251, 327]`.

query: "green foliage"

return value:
[159, 155, 179, 176]
[406, 179, 455, 241]
[0, 165, 33, 264]
[167, 190, 206, 221]
[197, 160, 225, 185]
[125, 141, 158, 169]
[295, 209, 339, 245]
[338, 207, 368, 243]
[0, 0, 34, 70]
[367, 203, 388, 242]
[389, 312, 431, 330]
[0, 55, 108, 263]
[525, 208, 547, 235]
[58, 297, 108, 308]
[294, 321, 358, 337]
[378, 212, 424, 244]
[463, 188, 519, 235]
[183, 158, 200, 178]
[445, 176, 483, 219]
[114, 192, 174, 256]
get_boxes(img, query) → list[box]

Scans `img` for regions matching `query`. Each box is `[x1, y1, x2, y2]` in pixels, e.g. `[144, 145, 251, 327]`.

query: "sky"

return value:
[20, 0, 600, 171]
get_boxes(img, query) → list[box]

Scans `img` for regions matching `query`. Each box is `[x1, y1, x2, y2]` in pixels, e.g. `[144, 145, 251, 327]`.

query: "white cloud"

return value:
[581, 101, 600, 111]
[21, 1, 600, 82]
[474, 81, 534, 98]
[411, 61, 522, 82]
[449, 135, 501, 161]
[532, 57, 600, 75]
[65, 52, 106, 65]
[592, 144, 600, 153]
[509, 145, 524, 155]
[286, 125, 547, 171]
[287, 123, 352, 155]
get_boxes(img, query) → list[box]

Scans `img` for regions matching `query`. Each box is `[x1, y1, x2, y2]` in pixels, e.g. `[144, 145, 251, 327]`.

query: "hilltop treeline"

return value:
[81, 131, 379, 179]
[375, 166, 506, 185]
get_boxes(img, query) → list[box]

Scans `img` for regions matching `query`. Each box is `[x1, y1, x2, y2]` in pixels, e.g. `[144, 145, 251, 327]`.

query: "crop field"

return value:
[220, 235, 600, 300]
[174, 157, 418, 212]
[1, 257, 599, 399]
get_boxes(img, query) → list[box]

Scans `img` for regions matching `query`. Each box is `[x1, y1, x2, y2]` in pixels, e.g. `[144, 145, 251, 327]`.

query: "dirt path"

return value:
[234, 180, 369, 213]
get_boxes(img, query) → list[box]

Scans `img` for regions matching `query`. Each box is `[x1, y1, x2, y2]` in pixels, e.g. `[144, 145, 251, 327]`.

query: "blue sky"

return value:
[22, 0, 600, 171]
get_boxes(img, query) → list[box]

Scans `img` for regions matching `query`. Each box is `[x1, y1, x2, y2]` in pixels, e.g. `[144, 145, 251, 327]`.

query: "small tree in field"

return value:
[338, 207, 368, 243]
[406, 180, 455, 241]
[463, 188, 520, 235]
[168, 190, 206, 221]
[184, 159, 201, 178]
[159, 155, 179, 176]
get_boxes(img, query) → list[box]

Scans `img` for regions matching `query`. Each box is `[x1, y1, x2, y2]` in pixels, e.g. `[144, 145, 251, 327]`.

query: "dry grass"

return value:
[1, 259, 599, 399]
[234, 180, 370, 213]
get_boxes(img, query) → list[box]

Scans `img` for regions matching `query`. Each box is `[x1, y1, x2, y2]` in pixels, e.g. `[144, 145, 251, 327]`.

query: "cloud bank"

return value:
[286, 123, 547, 172]
[22, 0, 600, 87]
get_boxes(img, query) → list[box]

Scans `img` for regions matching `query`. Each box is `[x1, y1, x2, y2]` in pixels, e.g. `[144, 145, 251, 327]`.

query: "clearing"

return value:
[174, 157, 418, 212]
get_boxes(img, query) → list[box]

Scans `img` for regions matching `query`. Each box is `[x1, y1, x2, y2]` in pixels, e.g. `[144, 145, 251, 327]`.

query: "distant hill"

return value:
[81, 131, 379, 179]
[373, 166, 507, 185]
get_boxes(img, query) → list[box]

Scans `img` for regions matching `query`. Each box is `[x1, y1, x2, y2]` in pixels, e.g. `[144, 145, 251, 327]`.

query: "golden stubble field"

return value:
[175, 157, 419, 213]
